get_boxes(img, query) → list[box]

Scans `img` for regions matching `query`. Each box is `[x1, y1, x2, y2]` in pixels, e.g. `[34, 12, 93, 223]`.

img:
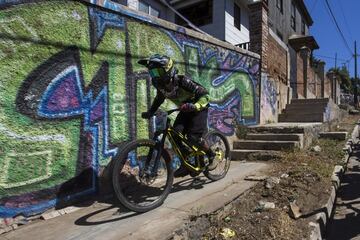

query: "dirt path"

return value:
[172, 114, 360, 240]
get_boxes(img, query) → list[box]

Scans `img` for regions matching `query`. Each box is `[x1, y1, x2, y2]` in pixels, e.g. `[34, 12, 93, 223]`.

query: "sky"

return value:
[303, 0, 360, 77]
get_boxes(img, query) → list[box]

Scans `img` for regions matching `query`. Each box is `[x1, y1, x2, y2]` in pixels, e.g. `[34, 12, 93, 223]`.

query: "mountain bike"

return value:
[112, 109, 231, 212]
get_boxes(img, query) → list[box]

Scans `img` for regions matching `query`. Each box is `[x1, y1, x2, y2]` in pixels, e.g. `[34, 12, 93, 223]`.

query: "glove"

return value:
[141, 111, 154, 119]
[180, 103, 197, 112]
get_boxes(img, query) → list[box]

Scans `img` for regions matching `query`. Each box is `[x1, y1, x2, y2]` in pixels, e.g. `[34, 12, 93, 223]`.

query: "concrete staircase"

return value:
[278, 98, 330, 122]
[231, 123, 324, 161]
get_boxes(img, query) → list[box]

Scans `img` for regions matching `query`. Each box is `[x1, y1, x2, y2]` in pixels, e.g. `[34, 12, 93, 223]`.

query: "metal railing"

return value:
[235, 42, 251, 50]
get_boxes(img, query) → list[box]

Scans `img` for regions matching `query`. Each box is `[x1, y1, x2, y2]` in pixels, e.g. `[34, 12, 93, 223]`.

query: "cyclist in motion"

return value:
[138, 54, 216, 176]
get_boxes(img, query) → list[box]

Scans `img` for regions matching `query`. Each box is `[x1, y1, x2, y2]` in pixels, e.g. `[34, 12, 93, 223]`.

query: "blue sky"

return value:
[304, 0, 360, 77]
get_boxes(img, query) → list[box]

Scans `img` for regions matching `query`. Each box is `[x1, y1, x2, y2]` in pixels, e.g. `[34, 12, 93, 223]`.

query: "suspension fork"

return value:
[144, 120, 169, 176]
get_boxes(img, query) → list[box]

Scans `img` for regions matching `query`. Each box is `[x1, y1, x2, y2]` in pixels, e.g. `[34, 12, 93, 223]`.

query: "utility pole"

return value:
[335, 53, 337, 69]
[355, 41, 358, 107]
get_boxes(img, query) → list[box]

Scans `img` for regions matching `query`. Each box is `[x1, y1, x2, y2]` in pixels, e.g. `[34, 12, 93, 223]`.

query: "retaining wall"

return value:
[0, 0, 260, 217]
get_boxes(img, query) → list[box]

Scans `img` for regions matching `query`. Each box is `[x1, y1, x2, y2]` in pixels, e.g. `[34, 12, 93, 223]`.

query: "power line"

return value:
[313, 53, 350, 62]
[310, 0, 319, 13]
[336, 0, 353, 42]
[323, 0, 353, 56]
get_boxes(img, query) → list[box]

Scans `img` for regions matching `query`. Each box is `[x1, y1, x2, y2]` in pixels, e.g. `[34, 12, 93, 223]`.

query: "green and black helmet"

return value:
[138, 54, 175, 80]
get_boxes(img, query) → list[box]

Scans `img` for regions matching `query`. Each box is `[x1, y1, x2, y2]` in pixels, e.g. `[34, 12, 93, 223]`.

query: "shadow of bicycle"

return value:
[74, 202, 140, 226]
[73, 175, 212, 226]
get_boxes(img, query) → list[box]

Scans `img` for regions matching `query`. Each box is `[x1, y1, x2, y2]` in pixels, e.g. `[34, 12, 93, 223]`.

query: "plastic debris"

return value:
[265, 177, 280, 189]
[224, 216, 231, 223]
[255, 201, 276, 212]
[220, 227, 236, 238]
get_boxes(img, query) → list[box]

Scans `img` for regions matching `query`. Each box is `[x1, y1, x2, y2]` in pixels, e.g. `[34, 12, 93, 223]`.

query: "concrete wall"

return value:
[324, 75, 331, 98]
[0, 0, 260, 218]
[326, 72, 341, 104]
[294, 51, 304, 98]
[260, 74, 277, 123]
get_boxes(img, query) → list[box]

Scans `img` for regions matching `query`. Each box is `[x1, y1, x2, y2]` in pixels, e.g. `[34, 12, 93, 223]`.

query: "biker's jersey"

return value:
[149, 75, 209, 113]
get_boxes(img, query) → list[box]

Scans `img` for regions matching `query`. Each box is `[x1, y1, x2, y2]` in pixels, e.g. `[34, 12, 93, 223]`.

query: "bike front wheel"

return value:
[112, 139, 174, 212]
[203, 131, 231, 181]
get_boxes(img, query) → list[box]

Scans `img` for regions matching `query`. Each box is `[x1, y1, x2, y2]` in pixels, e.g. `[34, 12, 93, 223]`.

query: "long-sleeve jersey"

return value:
[149, 75, 209, 114]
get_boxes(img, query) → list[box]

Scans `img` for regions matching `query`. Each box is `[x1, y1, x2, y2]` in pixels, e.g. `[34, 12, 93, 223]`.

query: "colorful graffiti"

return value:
[0, 0, 260, 218]
[261, 75, 277, 123]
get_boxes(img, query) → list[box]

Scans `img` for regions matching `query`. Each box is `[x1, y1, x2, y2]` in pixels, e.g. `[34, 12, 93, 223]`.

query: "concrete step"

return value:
[279, 113, 324, 122]
[233, 140, 299, 150]
[248, 125, 307, 134]
[285, 102, 328, 110]
[245, 133, 303, 141]
[283, 107, 325, 115]
[290, 98, 329, 104]
[231, 149, 281, 161]
[319, 132, 348, 140]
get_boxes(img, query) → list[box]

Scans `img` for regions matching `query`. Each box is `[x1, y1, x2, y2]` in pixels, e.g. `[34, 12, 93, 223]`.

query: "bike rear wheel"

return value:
[112, 139, 174, 212]
[203, 131, 231, 181]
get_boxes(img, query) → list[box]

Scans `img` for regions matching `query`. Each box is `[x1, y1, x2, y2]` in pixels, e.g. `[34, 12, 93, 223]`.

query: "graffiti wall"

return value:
[0, 0, 260, 217]
[260, 74, 277, 123]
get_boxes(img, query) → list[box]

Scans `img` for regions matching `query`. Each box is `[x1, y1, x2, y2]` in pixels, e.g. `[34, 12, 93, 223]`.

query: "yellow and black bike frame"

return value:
[150, 110, 208, 175]
[167, 128, 207, 172]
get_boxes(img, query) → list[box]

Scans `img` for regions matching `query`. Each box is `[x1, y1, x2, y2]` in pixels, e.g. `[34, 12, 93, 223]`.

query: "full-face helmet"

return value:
[138, 54, 175, 84]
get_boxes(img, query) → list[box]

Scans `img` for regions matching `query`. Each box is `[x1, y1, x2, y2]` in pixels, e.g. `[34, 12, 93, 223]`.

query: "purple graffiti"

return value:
[90, 97, 105, 123]
[208, 92, 241, 136]
[41, 67, 84, 116]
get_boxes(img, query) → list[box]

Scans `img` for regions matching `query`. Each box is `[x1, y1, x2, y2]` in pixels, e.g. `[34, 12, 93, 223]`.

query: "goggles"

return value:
[149, 67, 166, 78]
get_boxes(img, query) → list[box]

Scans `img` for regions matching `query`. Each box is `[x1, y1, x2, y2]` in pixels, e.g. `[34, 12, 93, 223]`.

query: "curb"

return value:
[309, 123, 359, 240]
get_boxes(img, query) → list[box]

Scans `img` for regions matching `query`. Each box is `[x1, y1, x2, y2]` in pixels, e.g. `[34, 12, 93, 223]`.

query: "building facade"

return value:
[116, 0, 339, 123]
[124, 0, 251, 46]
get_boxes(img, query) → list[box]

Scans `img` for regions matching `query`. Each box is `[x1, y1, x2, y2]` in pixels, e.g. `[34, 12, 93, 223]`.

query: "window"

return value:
[276, 0, 283, 13]
[234, 3, 241, 30]
[175, 0, 213, 27]
[301, 19, 306, 35]
[150, 7, 159, 17]
[138, 1, 160, 17]
[291, 2, 296, 31]
[110, 0, 127, 5]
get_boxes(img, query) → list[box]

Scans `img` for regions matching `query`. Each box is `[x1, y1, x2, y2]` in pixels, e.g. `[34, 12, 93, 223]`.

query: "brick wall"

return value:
[267, 35, 288, 112]
[249, 1, 269, 71]
[267, 35, 287, 83]
[307, 67, 316, 98]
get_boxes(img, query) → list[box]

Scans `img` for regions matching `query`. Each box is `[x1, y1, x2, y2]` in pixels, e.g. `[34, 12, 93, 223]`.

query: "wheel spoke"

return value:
[112, 140, 173, 212]
[204, 131, 231, 181]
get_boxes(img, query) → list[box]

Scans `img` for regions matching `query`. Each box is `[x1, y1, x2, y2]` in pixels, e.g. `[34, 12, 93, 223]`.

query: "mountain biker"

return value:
[138, 54, 216, 177]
